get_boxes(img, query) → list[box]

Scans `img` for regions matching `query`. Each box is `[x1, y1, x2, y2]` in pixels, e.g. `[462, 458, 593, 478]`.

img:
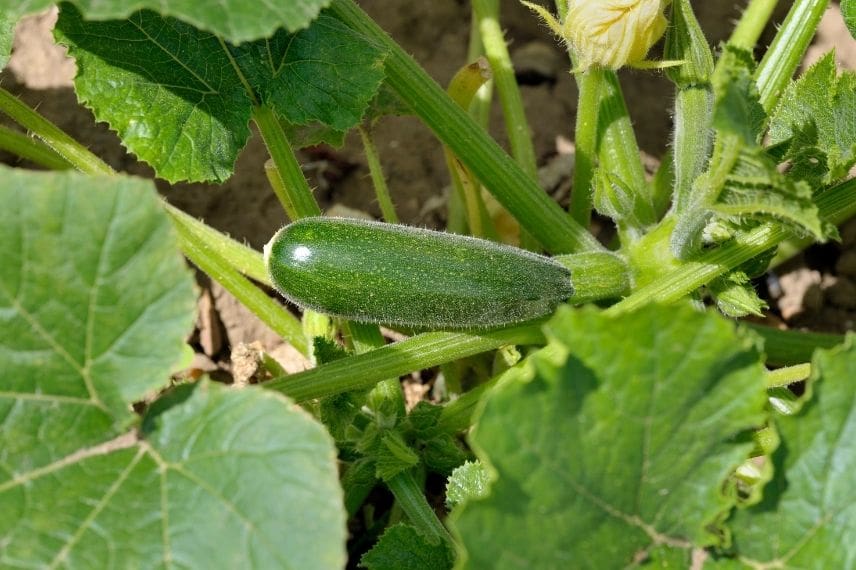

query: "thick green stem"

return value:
[755, 0, 829, 113]
[173, 218, 308, 356]
[671, 88, 713, 214]
[746, 323, 845, 366]
[387, 471, 454, 546]
[571, 68, 603, 226]
[329, 0, 602, 254]
[359, 126, 399, 224]
[0, 125, 72, 170]
[596, 73, 652, 218]
[730, 0, 781, 50]
[665, 0, 716, 215]
[264, 324, 545, 402]
[252, 105, 321, 219]
[0, 87, 113, 175]
[608, 177, 856, 314]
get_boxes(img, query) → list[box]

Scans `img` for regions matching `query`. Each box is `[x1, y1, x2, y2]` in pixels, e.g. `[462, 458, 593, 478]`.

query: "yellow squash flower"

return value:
[524, 0, 672, 71]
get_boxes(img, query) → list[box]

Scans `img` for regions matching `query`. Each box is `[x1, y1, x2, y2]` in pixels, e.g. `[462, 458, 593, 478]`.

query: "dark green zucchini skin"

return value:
[264, 217, 574, 328]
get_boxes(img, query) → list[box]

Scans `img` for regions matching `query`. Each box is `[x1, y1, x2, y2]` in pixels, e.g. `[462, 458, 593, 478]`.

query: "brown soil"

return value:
[3, 2, 855, 374]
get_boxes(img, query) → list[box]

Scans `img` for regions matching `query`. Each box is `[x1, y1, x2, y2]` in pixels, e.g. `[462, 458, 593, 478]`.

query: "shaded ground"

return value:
[2, 2, 855, 377]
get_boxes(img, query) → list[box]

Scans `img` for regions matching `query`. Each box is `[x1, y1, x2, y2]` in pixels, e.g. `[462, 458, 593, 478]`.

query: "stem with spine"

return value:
[173, 219, 307, 355]
[252, 105, 321, 219]
[0, 87, 113, 176]
[0, 124, 72, 170]
[766, 363, 811, 388]
[265, 323, 545, 402]
[664, 0, 715, 216]
[729, 0, 781, 50]
[754, 0, 829, 113]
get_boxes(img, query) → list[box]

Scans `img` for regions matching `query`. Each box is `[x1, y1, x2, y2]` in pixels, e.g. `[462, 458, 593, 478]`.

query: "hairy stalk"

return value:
[665, 0, 715, 215]
[164, 203, 269, 284]
[471, 0, 539, 181]
[473, 0, 543, 252]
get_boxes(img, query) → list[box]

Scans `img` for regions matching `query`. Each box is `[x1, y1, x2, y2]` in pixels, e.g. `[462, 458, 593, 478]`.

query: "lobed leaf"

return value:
[770, 52, 856, 184]
[55, 6, 385, 183]
[713, 146, 827, 240]
[452, 304, 769, 569]
[2, 0, 330, 44]
[0, 168, 195, 430]
[711, 339, 856, 568]
[0, 168, 346, 568]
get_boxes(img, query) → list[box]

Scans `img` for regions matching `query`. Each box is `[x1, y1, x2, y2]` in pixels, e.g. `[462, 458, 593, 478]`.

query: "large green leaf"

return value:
[713, 145, 826, 240]
[0, 381, 347, 568]
[55, 6, 385, 183]
[2, 0, 330, 43]
[770, 52, 856, 184]
[0, 168, 195, 432]
[452, 305, 769, 569]
[0, 168, 346, 567]
[711, 340, 856, 569]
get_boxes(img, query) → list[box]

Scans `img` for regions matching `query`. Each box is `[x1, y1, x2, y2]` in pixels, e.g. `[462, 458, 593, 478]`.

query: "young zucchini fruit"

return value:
[264, 217, 574, 328]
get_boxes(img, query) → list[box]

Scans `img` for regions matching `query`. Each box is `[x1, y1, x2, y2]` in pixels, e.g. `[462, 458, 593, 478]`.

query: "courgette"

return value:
[264, 217, 574, 328]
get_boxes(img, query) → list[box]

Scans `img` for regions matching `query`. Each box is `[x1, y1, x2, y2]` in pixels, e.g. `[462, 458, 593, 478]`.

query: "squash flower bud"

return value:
[524, 0, 672, 71]
[567, 0, 670, 70]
